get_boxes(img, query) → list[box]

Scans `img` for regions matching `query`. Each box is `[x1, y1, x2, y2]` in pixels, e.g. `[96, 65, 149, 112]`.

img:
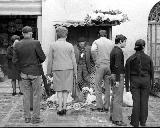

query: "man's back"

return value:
[92, 37, 114, 65]
[13, 38, 46, 76]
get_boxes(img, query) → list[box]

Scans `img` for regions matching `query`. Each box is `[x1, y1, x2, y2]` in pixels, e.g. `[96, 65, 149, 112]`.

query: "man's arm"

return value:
[71, 46, 77, 78]
[91, 42, 98, 64]
[125, 58, 130, 92]
[114, 51, 122, 82]
[35, 41, 46, 63]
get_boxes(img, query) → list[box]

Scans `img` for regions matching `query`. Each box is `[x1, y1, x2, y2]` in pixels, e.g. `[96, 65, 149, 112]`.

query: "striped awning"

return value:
[0, 0, 42, 15]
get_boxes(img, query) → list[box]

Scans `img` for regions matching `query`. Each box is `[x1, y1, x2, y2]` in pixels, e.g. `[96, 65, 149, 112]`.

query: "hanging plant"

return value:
[84, 9, 129, 25]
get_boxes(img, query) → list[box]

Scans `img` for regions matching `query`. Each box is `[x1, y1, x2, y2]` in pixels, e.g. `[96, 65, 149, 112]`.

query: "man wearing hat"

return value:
[74, 37, 92, 93]
[91, 30, 114, 112]
[12, 26, 46, 124]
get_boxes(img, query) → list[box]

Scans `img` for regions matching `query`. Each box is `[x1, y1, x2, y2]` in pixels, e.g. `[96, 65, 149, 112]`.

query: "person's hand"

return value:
[74, 74, 77, 80]
[115, 82, 120, 88]
[46, 73, 53, 78]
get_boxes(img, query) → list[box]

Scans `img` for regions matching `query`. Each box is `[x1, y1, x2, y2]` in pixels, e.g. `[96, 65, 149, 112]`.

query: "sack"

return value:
[123, 89, 133, 107]
[72, 76, 83, 102]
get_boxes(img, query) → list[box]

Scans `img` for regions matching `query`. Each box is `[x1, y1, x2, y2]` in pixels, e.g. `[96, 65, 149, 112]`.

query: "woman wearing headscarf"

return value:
[47, 26, 77, 116]
[6, 35, 23, 96]
[125, 39, 154, 127]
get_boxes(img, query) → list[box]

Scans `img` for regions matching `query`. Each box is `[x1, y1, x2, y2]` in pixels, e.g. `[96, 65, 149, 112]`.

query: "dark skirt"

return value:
[7, 61, 20, 80]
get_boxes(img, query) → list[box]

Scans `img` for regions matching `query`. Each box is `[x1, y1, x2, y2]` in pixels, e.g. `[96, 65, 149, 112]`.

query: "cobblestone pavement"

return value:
[0, 80, 160, 127]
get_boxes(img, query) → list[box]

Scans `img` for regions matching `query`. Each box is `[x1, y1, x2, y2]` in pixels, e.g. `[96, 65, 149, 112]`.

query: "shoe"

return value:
[19, 92, 23, 95]
[12, 92, 17, 96]
[31, 118, 42, 124]
[25, 118, 31, 123]
[102, 108, 109, 113]
[57, 110, 64, 116]
[30, 108, 33, 111]
[130, 122, 138, 127]
[112, 121, 127, 126]
[90, 107, 103, 112]
[109, 116, 112, 121]
[62, 109, 67, 115]
[140, 123, 146, 127]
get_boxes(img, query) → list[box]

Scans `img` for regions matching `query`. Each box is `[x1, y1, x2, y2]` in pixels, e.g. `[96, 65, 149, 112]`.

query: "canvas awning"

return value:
[0, 0, 42, 15]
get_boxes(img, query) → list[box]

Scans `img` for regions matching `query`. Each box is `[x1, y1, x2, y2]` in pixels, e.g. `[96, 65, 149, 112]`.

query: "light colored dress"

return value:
[47, 38, 77, 92]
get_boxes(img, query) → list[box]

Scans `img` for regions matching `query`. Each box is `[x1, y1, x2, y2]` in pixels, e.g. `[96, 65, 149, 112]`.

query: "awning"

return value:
[0, 0, 42, 15]
[53, 20, 120, 28]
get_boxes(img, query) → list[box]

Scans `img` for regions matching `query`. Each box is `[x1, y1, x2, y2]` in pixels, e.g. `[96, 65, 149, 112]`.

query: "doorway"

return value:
[0, 15, 38, 82]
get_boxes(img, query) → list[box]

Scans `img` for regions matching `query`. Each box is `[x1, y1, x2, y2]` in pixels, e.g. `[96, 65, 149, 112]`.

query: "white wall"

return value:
[42, 0, 160, 74]
[42, 0, 67, 73]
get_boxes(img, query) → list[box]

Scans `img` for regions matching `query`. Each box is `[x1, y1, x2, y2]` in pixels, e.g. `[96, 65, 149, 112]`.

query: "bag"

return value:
[72, 76, 83, 102]
[123, 88, 133, 107]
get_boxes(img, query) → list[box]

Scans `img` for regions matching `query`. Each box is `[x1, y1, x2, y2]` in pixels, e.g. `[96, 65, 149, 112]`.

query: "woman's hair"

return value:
[134, 39, 145, 51]
[10, 35, 20, 45]
[115, 34, 127, 44]
[56, 26, 68, 38]
[131, 39, 146, 76]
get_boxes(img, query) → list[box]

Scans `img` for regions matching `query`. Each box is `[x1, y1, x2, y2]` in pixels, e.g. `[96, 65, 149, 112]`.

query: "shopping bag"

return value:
[123, 88, 133, 107]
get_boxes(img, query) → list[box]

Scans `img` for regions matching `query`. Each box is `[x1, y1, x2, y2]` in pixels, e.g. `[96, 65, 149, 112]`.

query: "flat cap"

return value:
[22, 26, 33, 33]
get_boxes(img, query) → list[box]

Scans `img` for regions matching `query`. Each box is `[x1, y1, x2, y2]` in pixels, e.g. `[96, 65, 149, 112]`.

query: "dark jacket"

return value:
[12, 37, 46, 76]
[110, 46, 125, 81]
[125, 51, 154, 92]
[74, 45, 92, 74]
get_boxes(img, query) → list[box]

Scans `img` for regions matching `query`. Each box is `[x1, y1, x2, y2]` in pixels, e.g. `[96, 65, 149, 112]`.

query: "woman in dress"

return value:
[6, 35, 23, 96]
[47, 26, 77, 115]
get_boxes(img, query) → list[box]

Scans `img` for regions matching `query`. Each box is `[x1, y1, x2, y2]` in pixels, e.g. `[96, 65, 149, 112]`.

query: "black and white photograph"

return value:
[0, 0, 160, 127]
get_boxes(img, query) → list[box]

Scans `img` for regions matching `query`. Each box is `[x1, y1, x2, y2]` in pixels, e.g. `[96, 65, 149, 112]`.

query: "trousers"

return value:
[95, 64, 111, 109]
[130, 76, 151, 127]
[110, 74, 124, 121]
[20, 73, 42, 119]
[77, 64, 90, 90]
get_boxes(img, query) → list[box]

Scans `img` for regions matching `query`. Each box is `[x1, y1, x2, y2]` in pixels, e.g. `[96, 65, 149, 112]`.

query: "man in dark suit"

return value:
[74, 37, 92, 91]
[110, 34, 127, 126]
[12, 26, 46, 124]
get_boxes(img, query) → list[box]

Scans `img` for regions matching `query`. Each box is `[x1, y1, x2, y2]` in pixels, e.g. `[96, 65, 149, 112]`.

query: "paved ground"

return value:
[0, 80, 160, 127]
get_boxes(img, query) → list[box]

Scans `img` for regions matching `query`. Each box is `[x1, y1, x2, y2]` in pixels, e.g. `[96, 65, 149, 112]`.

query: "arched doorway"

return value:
[148, 1, 160, 72]
[148, 1, 160, 97]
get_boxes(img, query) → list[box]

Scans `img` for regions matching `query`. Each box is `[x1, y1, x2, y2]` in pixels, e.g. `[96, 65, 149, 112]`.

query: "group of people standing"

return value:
[6, 25, 154, 127]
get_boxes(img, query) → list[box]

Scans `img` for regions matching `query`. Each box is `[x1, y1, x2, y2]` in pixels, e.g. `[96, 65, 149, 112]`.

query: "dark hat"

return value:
[99, 30, 107, 37]
[77, 37, 86, 42]
[22, 26, 32, 33]
[134, 39, 145, 51]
